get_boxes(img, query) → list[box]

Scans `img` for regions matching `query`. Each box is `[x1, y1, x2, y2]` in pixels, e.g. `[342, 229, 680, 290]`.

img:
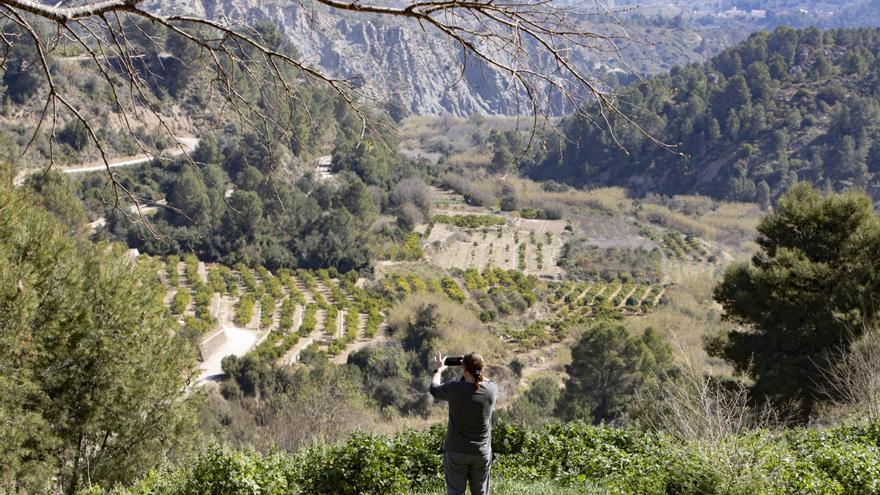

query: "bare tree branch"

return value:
[1, 0, 673, 219]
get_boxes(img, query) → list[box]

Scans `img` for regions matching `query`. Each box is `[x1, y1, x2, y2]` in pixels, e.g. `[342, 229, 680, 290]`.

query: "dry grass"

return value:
[386, 292, 506, 361]
[508, 177, 631, 213]
[699, 202, 762, 253]
[636, 203, 715, 238]
[634, 200, 761, 258]
[627, 270, 735, 376]
[445, 150, 494, 168]
[400, 115, 526, 141]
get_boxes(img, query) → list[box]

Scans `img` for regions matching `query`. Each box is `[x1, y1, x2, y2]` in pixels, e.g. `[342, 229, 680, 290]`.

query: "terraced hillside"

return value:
[377, 266, 668, 357]
[421, 187, 572, 278]
[158, 255, 387, 381]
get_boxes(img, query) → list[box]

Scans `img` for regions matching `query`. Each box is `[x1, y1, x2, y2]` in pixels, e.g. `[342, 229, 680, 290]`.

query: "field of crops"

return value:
[638, 224, 713, 262]
[161, 255, 387, 368]
[499, 279, 667, 349]
[423, 222, 569, 278]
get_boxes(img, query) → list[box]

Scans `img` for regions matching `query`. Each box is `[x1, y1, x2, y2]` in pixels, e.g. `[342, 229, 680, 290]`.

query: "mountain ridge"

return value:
[150, 0, 749, 116]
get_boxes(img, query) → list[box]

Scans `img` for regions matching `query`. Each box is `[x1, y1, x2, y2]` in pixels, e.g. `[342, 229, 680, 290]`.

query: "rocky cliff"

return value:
[152, 0, 746, 116]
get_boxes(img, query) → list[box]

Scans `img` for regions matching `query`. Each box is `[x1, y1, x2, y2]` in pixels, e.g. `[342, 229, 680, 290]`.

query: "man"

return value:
[429, 352, 498, 495]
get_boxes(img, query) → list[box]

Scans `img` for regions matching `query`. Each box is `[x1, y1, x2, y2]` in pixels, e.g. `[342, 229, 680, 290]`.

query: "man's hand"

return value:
[432, 352, 447, 374]
[430, 352, 447, 388]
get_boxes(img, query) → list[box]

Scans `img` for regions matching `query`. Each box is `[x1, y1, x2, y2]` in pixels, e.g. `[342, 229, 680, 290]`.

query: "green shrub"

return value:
[432, 214, 506, 229]
[279, 269, 307, 305]
[391, 232, 424, 260]
[300, 304, 318, 336]
[441, 277, 466, 303]
[165, 255, 180, 286]
[364, 305, 382, 338]
[183, 254, 202, 290]
[219, 265, 238, 295]
[464, 268, 488, 291]
[298, 270, 317, 289]
[121, 445, 298, 494]
[312, 288, 329, 309]
[170, 289, 190, 315]
[279, 297, 296, 331]
[520, 207, 540, 219]
[235, 294, 255, 326]
[192, 288, 214, 324]
[258, 266, 284, 299]
[325, 307, 339, 338]
[236, 263, 262, 296]
[108, 421, 880, 495]
[259, 293, 275, 328]
[345, 308, 359, 341]
[297, 428, 444, 494]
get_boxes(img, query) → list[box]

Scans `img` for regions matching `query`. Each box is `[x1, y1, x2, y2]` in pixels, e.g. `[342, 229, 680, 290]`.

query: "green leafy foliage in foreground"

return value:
[0, 185, 200, 494]
[103, 421, 880, 495]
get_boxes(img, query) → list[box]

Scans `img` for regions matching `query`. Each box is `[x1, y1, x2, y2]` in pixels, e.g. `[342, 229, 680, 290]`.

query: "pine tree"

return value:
[0, 185, 200, 493]
[712, 184, 880, 420]
[556, 323, 672, 424]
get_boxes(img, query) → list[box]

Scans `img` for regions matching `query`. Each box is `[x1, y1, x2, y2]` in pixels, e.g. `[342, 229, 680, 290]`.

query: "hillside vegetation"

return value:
[530, 27, 880, 201]
[102, 421, 880, 495]
[11, 18, 880, 495]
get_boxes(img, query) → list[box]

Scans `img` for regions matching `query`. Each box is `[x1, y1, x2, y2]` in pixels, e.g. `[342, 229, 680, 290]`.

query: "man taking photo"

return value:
[429, 352, 498, 495]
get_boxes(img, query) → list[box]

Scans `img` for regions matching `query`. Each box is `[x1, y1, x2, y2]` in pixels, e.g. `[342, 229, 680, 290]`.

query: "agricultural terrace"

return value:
[422, 198, 571, 277]
[377, 266, 668, 352]
[499, 279, 667, 350]
[159, 256, 387, 379]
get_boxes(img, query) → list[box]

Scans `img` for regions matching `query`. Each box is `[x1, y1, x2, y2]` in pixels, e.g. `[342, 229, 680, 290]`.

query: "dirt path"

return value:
[13, 137, 199, 186]
[199, 325, 258, 381]
[198, 296, 260, 381]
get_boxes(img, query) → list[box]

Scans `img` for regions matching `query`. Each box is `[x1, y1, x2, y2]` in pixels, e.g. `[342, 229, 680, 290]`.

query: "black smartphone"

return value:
[444, 356, 463, 366]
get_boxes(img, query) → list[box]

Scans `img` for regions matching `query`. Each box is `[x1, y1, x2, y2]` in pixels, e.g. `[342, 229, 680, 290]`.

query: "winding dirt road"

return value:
[12, 137, 199, 186]
[198, 292, 260, 382]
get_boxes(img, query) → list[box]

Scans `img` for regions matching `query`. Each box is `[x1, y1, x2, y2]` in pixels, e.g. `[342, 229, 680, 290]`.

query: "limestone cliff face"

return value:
[151, 0, 742, 116]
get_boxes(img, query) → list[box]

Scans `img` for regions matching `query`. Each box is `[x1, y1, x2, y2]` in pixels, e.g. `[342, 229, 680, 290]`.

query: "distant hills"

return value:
[150, 0, 880, 116]
[528, 26, 880, 202]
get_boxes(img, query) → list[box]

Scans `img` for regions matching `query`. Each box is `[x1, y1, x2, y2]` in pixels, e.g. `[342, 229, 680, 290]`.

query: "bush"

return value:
[300, 304, 318, 336]
[119, 445, 298, 494]
[325, 307, 339, 339]
[58, 119, 90, 151]
[235, 294, 255, 326]
[237, 263, 262, 296]
[110, 421, 880, 495]
[432, 214, 506, 229]
[440, 277, 466, 303]
[170, 289, 190, 315]
[520, 207, 540, 219]
[259, 293, 275, 328]
[392, 232, 424, 261]
[165, 255, 180, 286]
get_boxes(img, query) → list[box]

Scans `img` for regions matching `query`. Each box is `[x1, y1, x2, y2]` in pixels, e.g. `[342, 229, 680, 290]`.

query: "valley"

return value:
[4, 3, 880, 493]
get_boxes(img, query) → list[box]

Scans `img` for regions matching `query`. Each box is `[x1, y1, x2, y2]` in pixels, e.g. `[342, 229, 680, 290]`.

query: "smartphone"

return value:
[444, 356, 463, 366]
